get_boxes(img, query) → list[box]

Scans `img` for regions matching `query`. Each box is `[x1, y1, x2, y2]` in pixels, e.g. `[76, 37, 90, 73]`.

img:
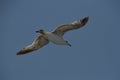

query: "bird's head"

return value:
[36, 29, 45, 35]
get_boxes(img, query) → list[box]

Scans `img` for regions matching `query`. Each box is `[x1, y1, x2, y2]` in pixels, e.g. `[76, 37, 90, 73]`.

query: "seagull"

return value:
[17, 17, 89, 55]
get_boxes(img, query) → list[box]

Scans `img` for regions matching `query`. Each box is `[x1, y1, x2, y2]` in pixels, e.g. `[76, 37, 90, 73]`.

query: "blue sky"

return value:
[0, 0, 120, 80]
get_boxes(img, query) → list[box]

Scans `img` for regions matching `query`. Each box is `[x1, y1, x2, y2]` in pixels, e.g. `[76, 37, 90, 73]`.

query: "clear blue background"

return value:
[0, 0, 120, 80]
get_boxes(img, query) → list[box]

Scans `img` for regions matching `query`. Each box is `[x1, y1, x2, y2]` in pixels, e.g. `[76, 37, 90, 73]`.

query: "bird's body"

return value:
[17, 16, 89, 55]
[42, 32, 70, 46]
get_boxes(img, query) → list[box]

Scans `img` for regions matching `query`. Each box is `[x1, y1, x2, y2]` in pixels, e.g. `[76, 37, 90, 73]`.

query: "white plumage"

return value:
[42, 32, 70, 46]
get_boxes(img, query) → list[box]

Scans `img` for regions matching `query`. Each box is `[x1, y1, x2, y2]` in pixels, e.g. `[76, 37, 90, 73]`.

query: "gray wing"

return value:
[52, 16, 89, 36]
[17, 36, 49, 55]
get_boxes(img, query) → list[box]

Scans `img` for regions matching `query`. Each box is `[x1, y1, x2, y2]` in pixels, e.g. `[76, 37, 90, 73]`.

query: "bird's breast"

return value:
[43, 32, 66, 44]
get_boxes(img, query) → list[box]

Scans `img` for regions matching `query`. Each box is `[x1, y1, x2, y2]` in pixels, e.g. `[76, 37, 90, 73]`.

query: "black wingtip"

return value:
[82, 16, 89, 23]
[16, 49, 34, 56]
[16, 51, 25, 56]
[82, 16, 89, 25]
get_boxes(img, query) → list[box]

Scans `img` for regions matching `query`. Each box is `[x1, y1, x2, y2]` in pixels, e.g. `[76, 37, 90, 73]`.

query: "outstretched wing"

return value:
[52, 16, 89, 36]
[17, 36, 49, 55]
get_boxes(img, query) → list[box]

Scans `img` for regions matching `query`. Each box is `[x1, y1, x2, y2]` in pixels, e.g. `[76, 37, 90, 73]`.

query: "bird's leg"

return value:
[68, 43, 72, 47]
[65, 41, 72, 47]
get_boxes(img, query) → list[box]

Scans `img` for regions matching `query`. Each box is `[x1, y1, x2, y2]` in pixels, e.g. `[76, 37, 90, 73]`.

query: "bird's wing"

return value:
[52, 17, 89, 37]
[17, 36, 49, 55]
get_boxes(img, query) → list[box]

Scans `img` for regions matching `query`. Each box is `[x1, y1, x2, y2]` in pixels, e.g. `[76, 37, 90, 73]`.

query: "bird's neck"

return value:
[40, 31, 45, 35]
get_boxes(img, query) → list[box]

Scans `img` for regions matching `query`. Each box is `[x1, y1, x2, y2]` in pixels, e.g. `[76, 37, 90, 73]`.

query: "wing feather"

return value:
[17, 36, 49, 55]
[52, 17, 89, 36]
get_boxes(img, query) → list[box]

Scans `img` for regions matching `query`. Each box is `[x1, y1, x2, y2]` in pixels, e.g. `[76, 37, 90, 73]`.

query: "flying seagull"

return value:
[17, 17, 89, 55]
